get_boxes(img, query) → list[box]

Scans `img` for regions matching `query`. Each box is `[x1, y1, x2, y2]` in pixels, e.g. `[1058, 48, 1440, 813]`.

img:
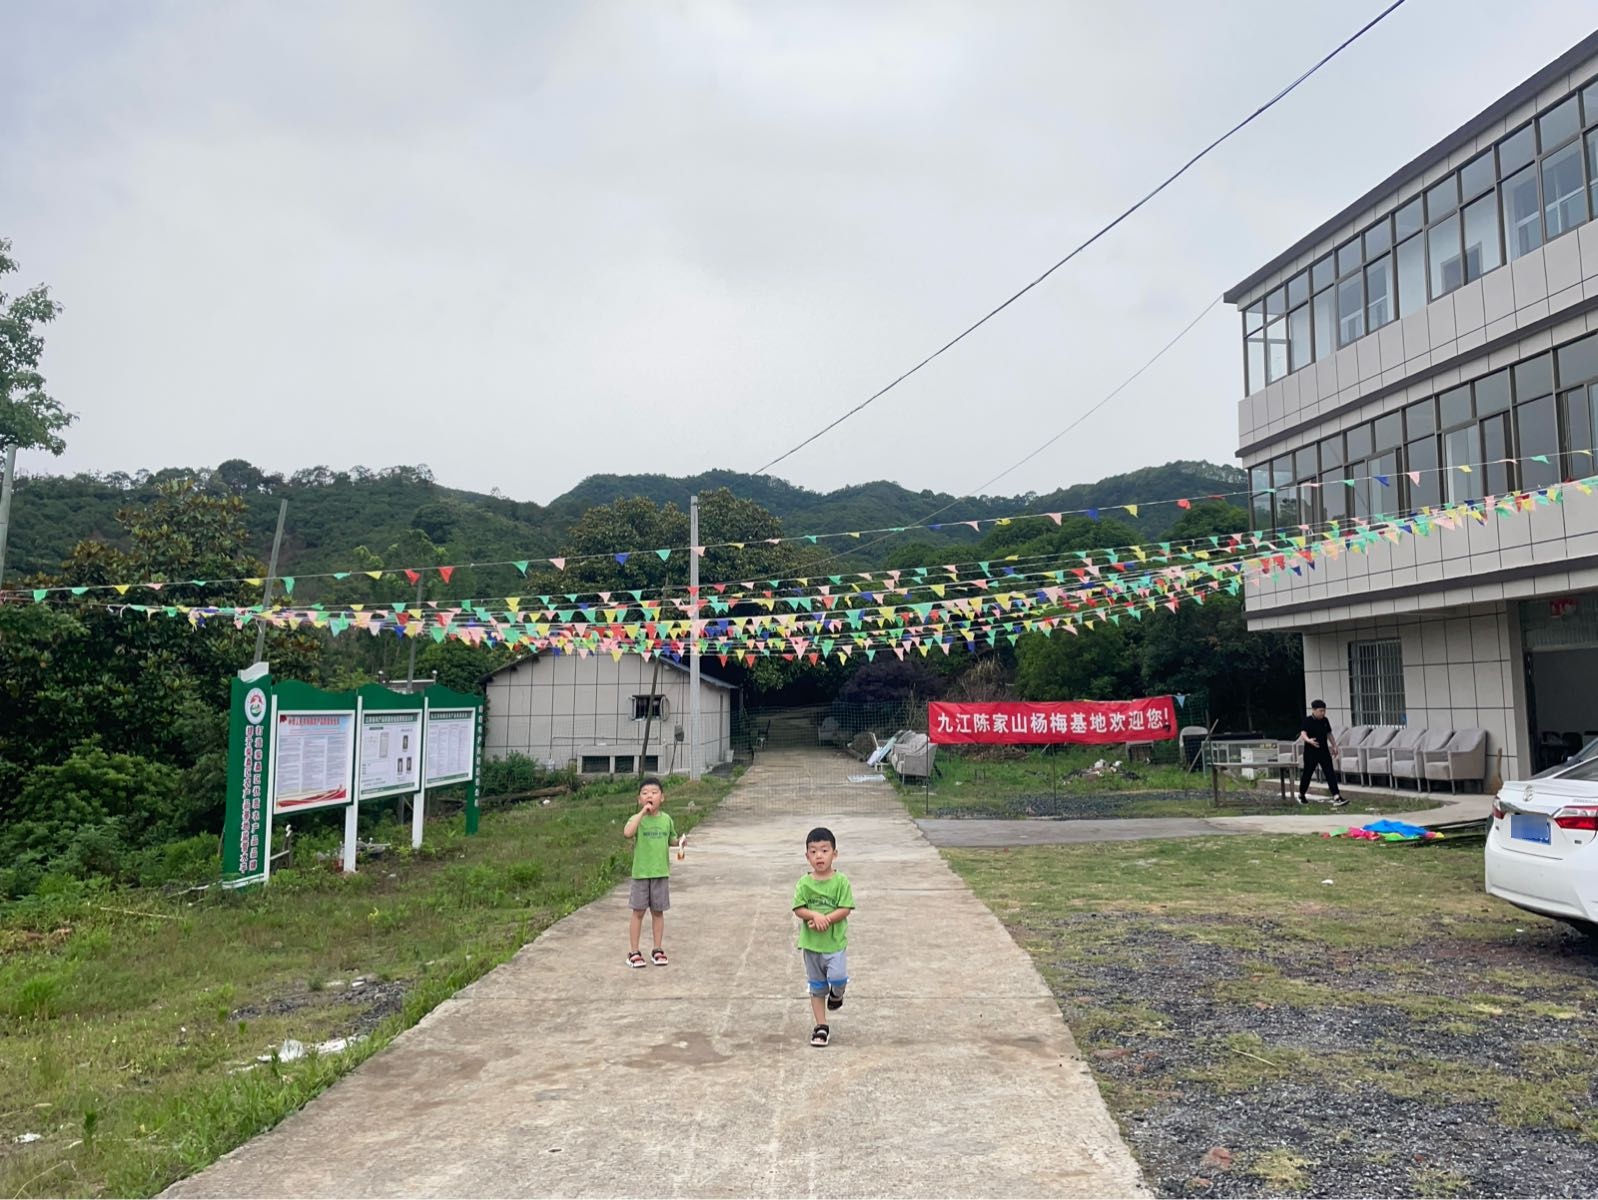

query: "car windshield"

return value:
[1533, 737, 1598, 779]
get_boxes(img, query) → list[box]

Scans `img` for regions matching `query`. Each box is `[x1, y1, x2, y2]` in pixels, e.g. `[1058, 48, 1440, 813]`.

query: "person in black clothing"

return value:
[1296, 700, 1347, 807]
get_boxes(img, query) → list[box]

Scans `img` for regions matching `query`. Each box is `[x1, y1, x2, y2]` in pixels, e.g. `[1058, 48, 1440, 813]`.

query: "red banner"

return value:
[928, 697, 1179, 745]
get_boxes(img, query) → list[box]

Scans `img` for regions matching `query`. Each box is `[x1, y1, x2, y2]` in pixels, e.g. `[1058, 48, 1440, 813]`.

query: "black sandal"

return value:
[810, 1023, 830, 1047]
[627, 951, 647, 969]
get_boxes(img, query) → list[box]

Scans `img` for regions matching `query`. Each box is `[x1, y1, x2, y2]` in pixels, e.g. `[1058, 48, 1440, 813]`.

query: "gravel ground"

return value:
[1041, 913, 1598, 1197]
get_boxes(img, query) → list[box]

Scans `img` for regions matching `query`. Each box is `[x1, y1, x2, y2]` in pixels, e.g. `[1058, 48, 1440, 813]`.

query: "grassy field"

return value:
[896, 748, 1442, 819]
[0, 776, 731, 1199]
[945, 836, 1598, 1197]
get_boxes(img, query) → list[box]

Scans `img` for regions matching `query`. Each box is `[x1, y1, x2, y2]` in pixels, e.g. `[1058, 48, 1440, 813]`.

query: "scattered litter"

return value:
[1066, 759, 1135, 782]
[237, 1034, 368, 1071]
[1324, 820, 1443, 842]
[14, 1133, 41, 1145]
[847, 774, 885, 783]
[1322, 879, 1335, 886]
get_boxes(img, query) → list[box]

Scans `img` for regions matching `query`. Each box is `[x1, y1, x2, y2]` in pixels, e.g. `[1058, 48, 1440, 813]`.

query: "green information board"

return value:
[221, 668, 483, 886]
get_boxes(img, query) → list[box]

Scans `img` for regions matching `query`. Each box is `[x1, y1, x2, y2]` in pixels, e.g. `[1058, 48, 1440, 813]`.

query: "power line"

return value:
[804, 293, 1224, 571]
[750, 0, 1410, 477]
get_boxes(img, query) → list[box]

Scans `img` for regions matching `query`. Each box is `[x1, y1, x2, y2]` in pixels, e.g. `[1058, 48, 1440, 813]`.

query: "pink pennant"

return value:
[549, 557, 566, 570]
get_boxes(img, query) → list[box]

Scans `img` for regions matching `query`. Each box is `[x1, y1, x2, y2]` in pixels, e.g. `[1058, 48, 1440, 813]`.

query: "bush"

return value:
[0, 744, 189, 891]
[479, 753, 573, 798]
[133, 833, 221, 888]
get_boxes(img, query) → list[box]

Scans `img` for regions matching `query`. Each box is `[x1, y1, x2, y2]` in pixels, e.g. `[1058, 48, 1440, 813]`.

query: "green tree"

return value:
[1137, 500, 1304, 731]
[0, 481, 323, 855]
[0, 238, 73, 456]
[1013, 622, 1142, 701]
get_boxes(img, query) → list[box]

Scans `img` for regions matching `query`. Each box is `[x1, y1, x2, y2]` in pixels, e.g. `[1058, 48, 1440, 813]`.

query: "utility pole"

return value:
[689, 493, 701, 781]
[0, 443, 16, 592]
[253, 499, 289, 664]
[404, 575, 425, 688]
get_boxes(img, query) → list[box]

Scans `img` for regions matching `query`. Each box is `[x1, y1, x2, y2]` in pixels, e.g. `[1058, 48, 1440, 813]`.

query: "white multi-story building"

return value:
[1229, 31, 1598, 779]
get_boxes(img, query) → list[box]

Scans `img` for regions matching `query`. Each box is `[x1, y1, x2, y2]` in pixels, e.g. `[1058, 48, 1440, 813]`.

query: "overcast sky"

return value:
[5, 1, 1596, 506]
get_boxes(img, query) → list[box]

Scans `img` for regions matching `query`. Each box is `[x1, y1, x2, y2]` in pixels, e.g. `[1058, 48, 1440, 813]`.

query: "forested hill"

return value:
[6, 458, 1244, 578]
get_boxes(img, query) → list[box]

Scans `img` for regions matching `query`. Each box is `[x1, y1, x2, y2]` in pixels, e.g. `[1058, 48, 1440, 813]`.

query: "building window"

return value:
[1365, 257, 1393, 330]
[1265, 316, 1288, 382]
[1516, 394, 1559, 489]
[1560, 384, 1598, 480]
[632, 694, 665, 720]
[1337, 275, 1365, 345]
[580, 755, 610, 774]
[1428, 212, 1463, 297]
[1312, 287, 1336, 362]
[1586, 130, 1598, 219]
[1349, 639, 1405, 726]
[1462, 193, 1502, 280]
[613, 755, 635, 774]
[1288, 303, 1313, 372]
[1541, 140, 1588, 239]
[1503, 164, 1542, 259]
[1238, 73, 1598, 394]
[1396, 235, 1426, 318]
[643, 755, 660, 772]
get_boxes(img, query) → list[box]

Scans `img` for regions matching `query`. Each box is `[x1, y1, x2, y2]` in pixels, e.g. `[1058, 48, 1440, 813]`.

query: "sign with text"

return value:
[928, 697, 1179, 745]
[273, 711, 356, 812]
[359, 710, 422, 800]
[222, 672, 274, 884]
[424, 707, 477, 786]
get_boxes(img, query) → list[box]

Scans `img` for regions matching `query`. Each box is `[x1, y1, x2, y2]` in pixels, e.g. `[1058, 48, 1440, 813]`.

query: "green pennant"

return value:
[333, 572, 350, 580]
[514, 561, 529, 574]
[806, 535, 818, 544]
[431, 626, 447, 642]
[656, 549, 671, 561]
[32, 589, 46, 602]
[280, 577, 295, 596]
[71, 587, 87, 596]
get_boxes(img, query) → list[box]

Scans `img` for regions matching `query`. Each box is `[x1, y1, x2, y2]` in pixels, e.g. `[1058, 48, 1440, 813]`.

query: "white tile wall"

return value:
[1299, 604, 1522, 775]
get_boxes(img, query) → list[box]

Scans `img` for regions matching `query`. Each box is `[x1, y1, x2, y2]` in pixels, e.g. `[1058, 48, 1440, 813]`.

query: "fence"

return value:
[729, 695, 1275, 819]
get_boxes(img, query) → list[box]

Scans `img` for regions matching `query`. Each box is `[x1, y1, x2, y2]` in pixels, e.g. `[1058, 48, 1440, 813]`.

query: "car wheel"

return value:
[1556, 917, 1598, 940]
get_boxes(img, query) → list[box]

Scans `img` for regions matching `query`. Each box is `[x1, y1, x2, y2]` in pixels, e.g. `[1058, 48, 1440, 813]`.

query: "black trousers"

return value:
[1300, 746, 1340, 797]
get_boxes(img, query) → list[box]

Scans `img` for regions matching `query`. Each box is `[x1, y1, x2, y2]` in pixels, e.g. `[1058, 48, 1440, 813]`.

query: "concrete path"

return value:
[165, 749, 1146, 1199]
[918, 790, 1492, 848]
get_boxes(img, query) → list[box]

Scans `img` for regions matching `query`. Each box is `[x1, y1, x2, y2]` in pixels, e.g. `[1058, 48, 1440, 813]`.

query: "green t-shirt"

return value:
[793, 871, 854, 953]
[631, 811, 675, 879]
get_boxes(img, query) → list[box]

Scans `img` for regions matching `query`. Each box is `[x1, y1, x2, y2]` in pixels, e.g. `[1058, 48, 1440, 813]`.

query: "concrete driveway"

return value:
[164, 749, 1146, 1199]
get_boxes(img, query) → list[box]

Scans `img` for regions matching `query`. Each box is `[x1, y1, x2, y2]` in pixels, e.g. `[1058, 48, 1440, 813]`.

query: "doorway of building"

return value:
[1522, 594, 1598, 772]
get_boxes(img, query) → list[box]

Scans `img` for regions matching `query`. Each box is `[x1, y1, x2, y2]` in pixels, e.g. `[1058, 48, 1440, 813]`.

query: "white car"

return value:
[1484, 740, 1598, 934]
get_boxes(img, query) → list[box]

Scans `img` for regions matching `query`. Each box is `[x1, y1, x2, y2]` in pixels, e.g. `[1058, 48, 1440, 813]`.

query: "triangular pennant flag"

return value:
[655, 549, 671, 561]
[550, 557, 566, 570]
[616, 552, 631, 565]
[280, 577, 295, 596]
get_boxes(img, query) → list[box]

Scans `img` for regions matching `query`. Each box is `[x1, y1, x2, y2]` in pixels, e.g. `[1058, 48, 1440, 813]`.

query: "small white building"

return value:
[483, 652, 737, 776]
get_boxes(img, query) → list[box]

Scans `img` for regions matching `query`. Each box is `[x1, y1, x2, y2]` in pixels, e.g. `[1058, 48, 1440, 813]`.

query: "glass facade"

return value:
[1241, 75, 1598, 395]
[1246, 329, 1598, 532]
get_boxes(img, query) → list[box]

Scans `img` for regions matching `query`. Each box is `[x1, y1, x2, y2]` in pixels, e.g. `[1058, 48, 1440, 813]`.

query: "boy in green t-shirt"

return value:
[623, 777, 676, 968]
[792, 826, 854, 1047]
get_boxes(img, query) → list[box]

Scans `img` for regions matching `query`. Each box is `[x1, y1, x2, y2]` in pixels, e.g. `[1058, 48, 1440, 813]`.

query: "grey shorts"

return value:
[628, 876, 670, 912]
[803, 949, 848, 996]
